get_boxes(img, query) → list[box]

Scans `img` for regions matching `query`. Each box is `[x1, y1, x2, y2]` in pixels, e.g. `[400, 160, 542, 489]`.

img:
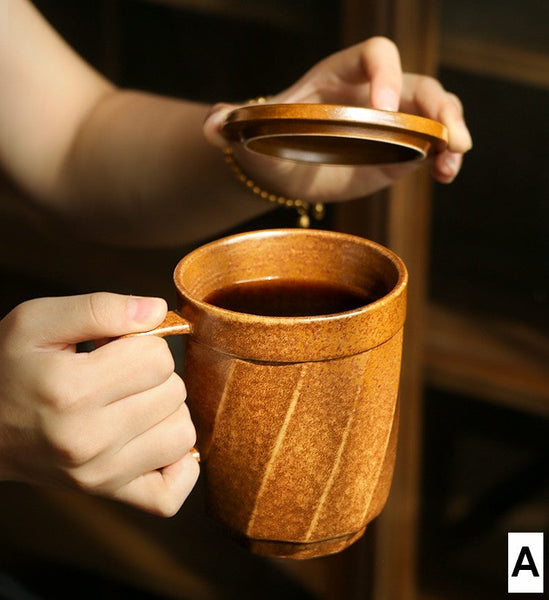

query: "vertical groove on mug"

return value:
[359, 396, 400, 525]
[355, 391, 398, 525]
[208, 360, 236, 454]
[357, 334, 402, 526]
[304, 355, 367, 541]
[303, 335, 402, 541]
[203, 359, 310, 536]
[246, 363, 308, 536]
[245, 357, 362, 541]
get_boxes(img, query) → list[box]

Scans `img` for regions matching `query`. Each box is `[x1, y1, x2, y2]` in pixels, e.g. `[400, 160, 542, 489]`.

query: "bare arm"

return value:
[1, 0, 268, 246]
[1, 2, 472, 248]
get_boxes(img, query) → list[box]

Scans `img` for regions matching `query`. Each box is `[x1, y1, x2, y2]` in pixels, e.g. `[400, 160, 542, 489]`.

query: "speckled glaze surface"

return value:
[159, 229, 407, 558]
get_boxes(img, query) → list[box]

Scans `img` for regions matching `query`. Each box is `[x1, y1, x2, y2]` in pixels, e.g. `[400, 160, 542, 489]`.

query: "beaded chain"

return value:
[223, 147, 325, 228]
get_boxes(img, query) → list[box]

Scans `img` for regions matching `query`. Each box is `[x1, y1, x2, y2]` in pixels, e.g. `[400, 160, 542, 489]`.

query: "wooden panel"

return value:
[440, 35, 549, 90]
[425, 303, 549, 416]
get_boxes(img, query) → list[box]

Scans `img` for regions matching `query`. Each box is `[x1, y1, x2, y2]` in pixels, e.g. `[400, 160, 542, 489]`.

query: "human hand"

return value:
[204, 37, 472, 202]
[0, 293, 198, 516]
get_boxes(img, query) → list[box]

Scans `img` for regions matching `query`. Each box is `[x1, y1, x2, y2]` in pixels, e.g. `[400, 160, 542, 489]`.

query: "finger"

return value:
[104, 372, 187, 445]
[79, 334, 176, 405]
[360, 37, 403, 111]
[100, 403, 197, 490]
[279, 37, 402, 108]
[112, 451, 200, 517]
[61, 373, 187, 464]
[67, 401, 196, 504]
[438, 96, 473, 154]
[34, 334, 176, 413]
[401, 74, 472, 154]
[400, 73, 444, 117]
[10, 293, 167, 350]
[432, 150, 463, 184]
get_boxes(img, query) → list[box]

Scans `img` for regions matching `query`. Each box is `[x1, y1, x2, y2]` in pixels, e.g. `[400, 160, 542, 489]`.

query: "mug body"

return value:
[176, 229, 407, 559]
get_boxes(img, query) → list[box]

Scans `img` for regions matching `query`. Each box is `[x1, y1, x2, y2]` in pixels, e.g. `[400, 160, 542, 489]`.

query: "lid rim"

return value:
[222, 103, 448, 166]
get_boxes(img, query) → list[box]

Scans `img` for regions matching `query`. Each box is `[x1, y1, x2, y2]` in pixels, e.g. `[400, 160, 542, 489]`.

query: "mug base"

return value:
[236, 526, 367, 560]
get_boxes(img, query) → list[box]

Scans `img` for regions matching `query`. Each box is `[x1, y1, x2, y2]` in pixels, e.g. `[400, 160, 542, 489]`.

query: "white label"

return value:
[508, 532, 544, 593]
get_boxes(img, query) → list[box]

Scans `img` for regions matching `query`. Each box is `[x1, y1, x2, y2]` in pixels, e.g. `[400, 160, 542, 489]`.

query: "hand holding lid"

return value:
[204, 37, 472, 205]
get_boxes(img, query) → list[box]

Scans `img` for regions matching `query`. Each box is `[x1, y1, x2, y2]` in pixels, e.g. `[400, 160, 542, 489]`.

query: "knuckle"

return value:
[177, 405, 197, 450]
[150, 486, 190, 518]
[123, 335, 175, 384]
[68, 464, 110, 492]
[1, 299, 38, 342]
[144, 336, 175, 378]
[447, 91, 464, 113]
[87, 292, 114, 330]
[415, 74, 436, 90]
[150, 497, 182, 518]
[48, 424, 97, 467]
[38, 367, 79, 412]
[365, 35, 399, 55]
[158, 498, 184, 518]
[168, 373, 187, 404]
[161, 406, 196, 463]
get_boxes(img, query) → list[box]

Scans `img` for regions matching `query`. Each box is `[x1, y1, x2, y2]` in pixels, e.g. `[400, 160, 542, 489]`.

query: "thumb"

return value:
[362, 38, 402, 112]
[14, 293, 167, 348]
[203, 102, 237, 149]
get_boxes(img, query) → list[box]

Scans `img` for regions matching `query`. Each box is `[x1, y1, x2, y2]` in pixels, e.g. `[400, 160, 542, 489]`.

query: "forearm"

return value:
[2, 0, 270, 247]
[52, 90, 271, 246]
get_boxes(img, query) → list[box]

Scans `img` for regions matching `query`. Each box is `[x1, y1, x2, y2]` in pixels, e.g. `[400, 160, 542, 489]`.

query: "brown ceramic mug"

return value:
[140, 228, 407, 559]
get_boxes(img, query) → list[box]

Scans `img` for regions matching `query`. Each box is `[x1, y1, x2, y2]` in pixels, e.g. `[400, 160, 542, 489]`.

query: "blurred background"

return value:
[1, 1, 547, 599]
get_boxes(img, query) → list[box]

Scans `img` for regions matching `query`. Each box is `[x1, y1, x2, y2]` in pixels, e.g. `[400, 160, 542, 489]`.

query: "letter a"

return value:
[512, 546, 540, 577]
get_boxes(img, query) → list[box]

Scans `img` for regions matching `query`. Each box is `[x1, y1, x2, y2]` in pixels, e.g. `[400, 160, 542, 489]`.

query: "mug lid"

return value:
[222, 103, 448, 165]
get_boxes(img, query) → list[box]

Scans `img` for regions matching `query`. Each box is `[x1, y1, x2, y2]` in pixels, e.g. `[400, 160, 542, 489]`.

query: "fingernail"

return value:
[441, 153, 460, 178]
[127, 296, 165, 323]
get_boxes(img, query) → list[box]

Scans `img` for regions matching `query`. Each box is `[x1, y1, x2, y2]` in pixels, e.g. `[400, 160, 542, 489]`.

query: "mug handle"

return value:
[122, 310, 192, 338]
[120, 310, 199, 462]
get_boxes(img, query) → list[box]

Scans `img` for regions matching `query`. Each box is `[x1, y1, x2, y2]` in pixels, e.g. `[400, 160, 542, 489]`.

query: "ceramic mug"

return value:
[139, 228, 407, 559]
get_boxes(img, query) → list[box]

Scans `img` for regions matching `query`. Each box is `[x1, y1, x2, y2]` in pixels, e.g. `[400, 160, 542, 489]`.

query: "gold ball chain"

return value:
[223, 96, 325, 229]
[223, 147, 325, 228]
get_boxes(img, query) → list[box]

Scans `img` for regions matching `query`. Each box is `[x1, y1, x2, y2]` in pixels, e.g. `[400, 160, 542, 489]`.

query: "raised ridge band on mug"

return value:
[175, 229, 407, 362]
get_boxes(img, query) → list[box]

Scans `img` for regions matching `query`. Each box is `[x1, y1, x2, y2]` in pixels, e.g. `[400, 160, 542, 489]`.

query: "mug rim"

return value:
[173, 228, 407, 362]
[175, 228, 407, 324]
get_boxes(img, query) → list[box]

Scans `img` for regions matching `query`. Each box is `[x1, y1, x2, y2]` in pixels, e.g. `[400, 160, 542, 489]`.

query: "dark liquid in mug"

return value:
[204, 278, 378, 317]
